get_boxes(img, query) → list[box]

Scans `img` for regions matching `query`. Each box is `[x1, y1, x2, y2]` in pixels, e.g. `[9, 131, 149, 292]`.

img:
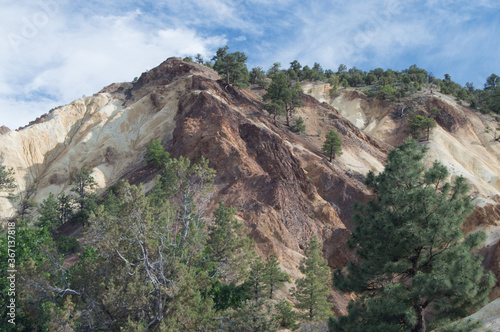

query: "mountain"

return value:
[1, 58, 499, 316]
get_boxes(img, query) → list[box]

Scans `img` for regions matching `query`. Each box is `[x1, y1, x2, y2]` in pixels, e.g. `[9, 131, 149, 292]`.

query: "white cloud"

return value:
[1, 0, 499, 130]
[0, 4, 226, 129]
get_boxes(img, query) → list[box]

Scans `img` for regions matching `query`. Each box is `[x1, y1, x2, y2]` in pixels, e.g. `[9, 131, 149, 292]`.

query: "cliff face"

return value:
[0, 59, 392, 311]
[2, 58, 500, 312]
[304, 83, 500, 298]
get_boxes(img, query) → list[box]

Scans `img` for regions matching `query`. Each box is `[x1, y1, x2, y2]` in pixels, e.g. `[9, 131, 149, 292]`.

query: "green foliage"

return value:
[377, 84, 396, 100]
[429, 106, 439, 118]
[205, 201, 254, 282]
[250, 66, 267, 88]
[267, 62, 281, 78]
[263, 254, 290, 299]
[275, 299, 299, 330]
[209, 281, 250, 311]
[290, 116, 306, 133]
[330, 139, 495, 332]
[195, 53, 204, 64]
[223, 299, 278, 332]
[0, 222, 59, 331]
[408, 114, 436, 141]
[322, 129, 343, 162]
[38, 192, 59, 233]
[292, 236, 331, 322]
[145, 139, 170, 168]
[0, 164, 16, 193]
[212, 46, 250, 88]
[263, 71, 302, 126]
[57, 193, 72, 225]
[70, 165, 98, 226]
[17, 183, 38, 221]
[55, 235, 80, 254]
[16, 157, 266, 330]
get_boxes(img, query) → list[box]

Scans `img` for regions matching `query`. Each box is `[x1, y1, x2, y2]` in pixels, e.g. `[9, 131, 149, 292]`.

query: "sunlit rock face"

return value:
[2, 58, 500, 314]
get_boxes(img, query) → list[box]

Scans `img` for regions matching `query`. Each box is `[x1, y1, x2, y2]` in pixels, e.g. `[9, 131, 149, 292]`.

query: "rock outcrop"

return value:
[0, 59, 391, 312]
[0, 126, 10, 135]
[2, 58, 500, 316]
[304, 84, 500, 301]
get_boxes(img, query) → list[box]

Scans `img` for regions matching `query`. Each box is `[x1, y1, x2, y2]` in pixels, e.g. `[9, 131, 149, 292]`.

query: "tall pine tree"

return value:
[263, 71, 302, 126]
[330, 139, 495, 332]
[322, 130, 343, 162]
[263, 254, 290, 299]
[292, 236, 331, 322]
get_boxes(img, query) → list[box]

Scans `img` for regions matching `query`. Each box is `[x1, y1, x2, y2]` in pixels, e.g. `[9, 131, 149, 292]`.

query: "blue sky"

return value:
[1, 0, 499, 129]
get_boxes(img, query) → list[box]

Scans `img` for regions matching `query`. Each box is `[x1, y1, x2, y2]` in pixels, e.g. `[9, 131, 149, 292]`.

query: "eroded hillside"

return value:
[0, 58, 394, 312]
[304, 82, 500, 300]
[2, 58, 500, 316]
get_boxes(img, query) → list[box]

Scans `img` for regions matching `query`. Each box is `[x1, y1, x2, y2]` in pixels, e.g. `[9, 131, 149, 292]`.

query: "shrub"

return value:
[290, 117, 306, 133]
[56, 236, 80, 254]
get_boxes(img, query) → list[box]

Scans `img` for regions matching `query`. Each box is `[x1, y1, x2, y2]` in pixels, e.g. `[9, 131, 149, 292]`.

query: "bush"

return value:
[377, 85, 395, 100]
[56, 236, 80, 254]
[290, 117, 306, 133]
[275, 299, 298, 330]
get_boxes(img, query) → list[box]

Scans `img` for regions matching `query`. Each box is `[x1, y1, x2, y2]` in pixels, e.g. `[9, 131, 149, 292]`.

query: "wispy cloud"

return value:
[1, 0, 499, 129]
[0, 2, 226, 129]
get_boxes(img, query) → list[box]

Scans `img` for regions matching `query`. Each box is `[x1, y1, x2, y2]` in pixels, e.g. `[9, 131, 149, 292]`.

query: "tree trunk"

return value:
[412, 304, 426, 332]
[226, 64, 230, 85]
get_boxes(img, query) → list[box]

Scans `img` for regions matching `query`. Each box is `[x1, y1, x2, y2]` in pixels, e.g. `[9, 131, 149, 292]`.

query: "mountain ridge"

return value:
[1, 57, 500, 317]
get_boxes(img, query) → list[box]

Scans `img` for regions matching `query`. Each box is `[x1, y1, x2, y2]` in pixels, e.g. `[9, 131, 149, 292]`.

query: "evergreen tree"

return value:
[245, 257, 267, 304]
[250, 66, 267, 88]
[195, 53, 204, 64]
[290, 116, 306, 133]
[57, 193, 73, 225]
[0, 163, 15, 193]
[292, 236, 331, 322]
[263, 71, 302, 126]
[70, 165, 97, 226]
[212, 46, 250, 88]
[322, 129, 343, 162]
[225, 298, 278, 332]
[145, 139, 170, 168]
[275, 299, 299, 330]
[17, 183, 38, 221]
[38, 192, 59, 233]
[263, 254, 290, 299]
[204, 202, 254, 282]
[408, 114, 436, 141]
[330, 139, 495, 332]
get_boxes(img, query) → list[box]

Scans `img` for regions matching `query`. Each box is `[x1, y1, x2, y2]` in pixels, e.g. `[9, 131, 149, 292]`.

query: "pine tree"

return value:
[322, 130, 343, 161]
[275, 299, 299, 330]
[38, 193, 59, 233]
[70, 164, 97, 226]
[263, 254, 290, 299]
[144, 139, 170, 168]
[408, 114, 436, 141]
[57, 193, 72, 225]
[263, 71, 302, 126]
[0, 164, 15, 193]
[292, 236, 331, 322]
[212, 46, 250, 88]
[204, 201, 254, 282]
[330, 139, 495, 332]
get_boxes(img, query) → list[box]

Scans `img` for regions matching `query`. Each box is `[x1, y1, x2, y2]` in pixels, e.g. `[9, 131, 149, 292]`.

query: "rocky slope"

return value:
[1, 59, 499, 316]
[304, 82, 500, 303]
[0, 58, 391, 313]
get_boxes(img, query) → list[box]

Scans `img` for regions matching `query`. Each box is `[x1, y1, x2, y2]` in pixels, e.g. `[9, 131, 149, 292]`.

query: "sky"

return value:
[1, 0, 499, 130]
